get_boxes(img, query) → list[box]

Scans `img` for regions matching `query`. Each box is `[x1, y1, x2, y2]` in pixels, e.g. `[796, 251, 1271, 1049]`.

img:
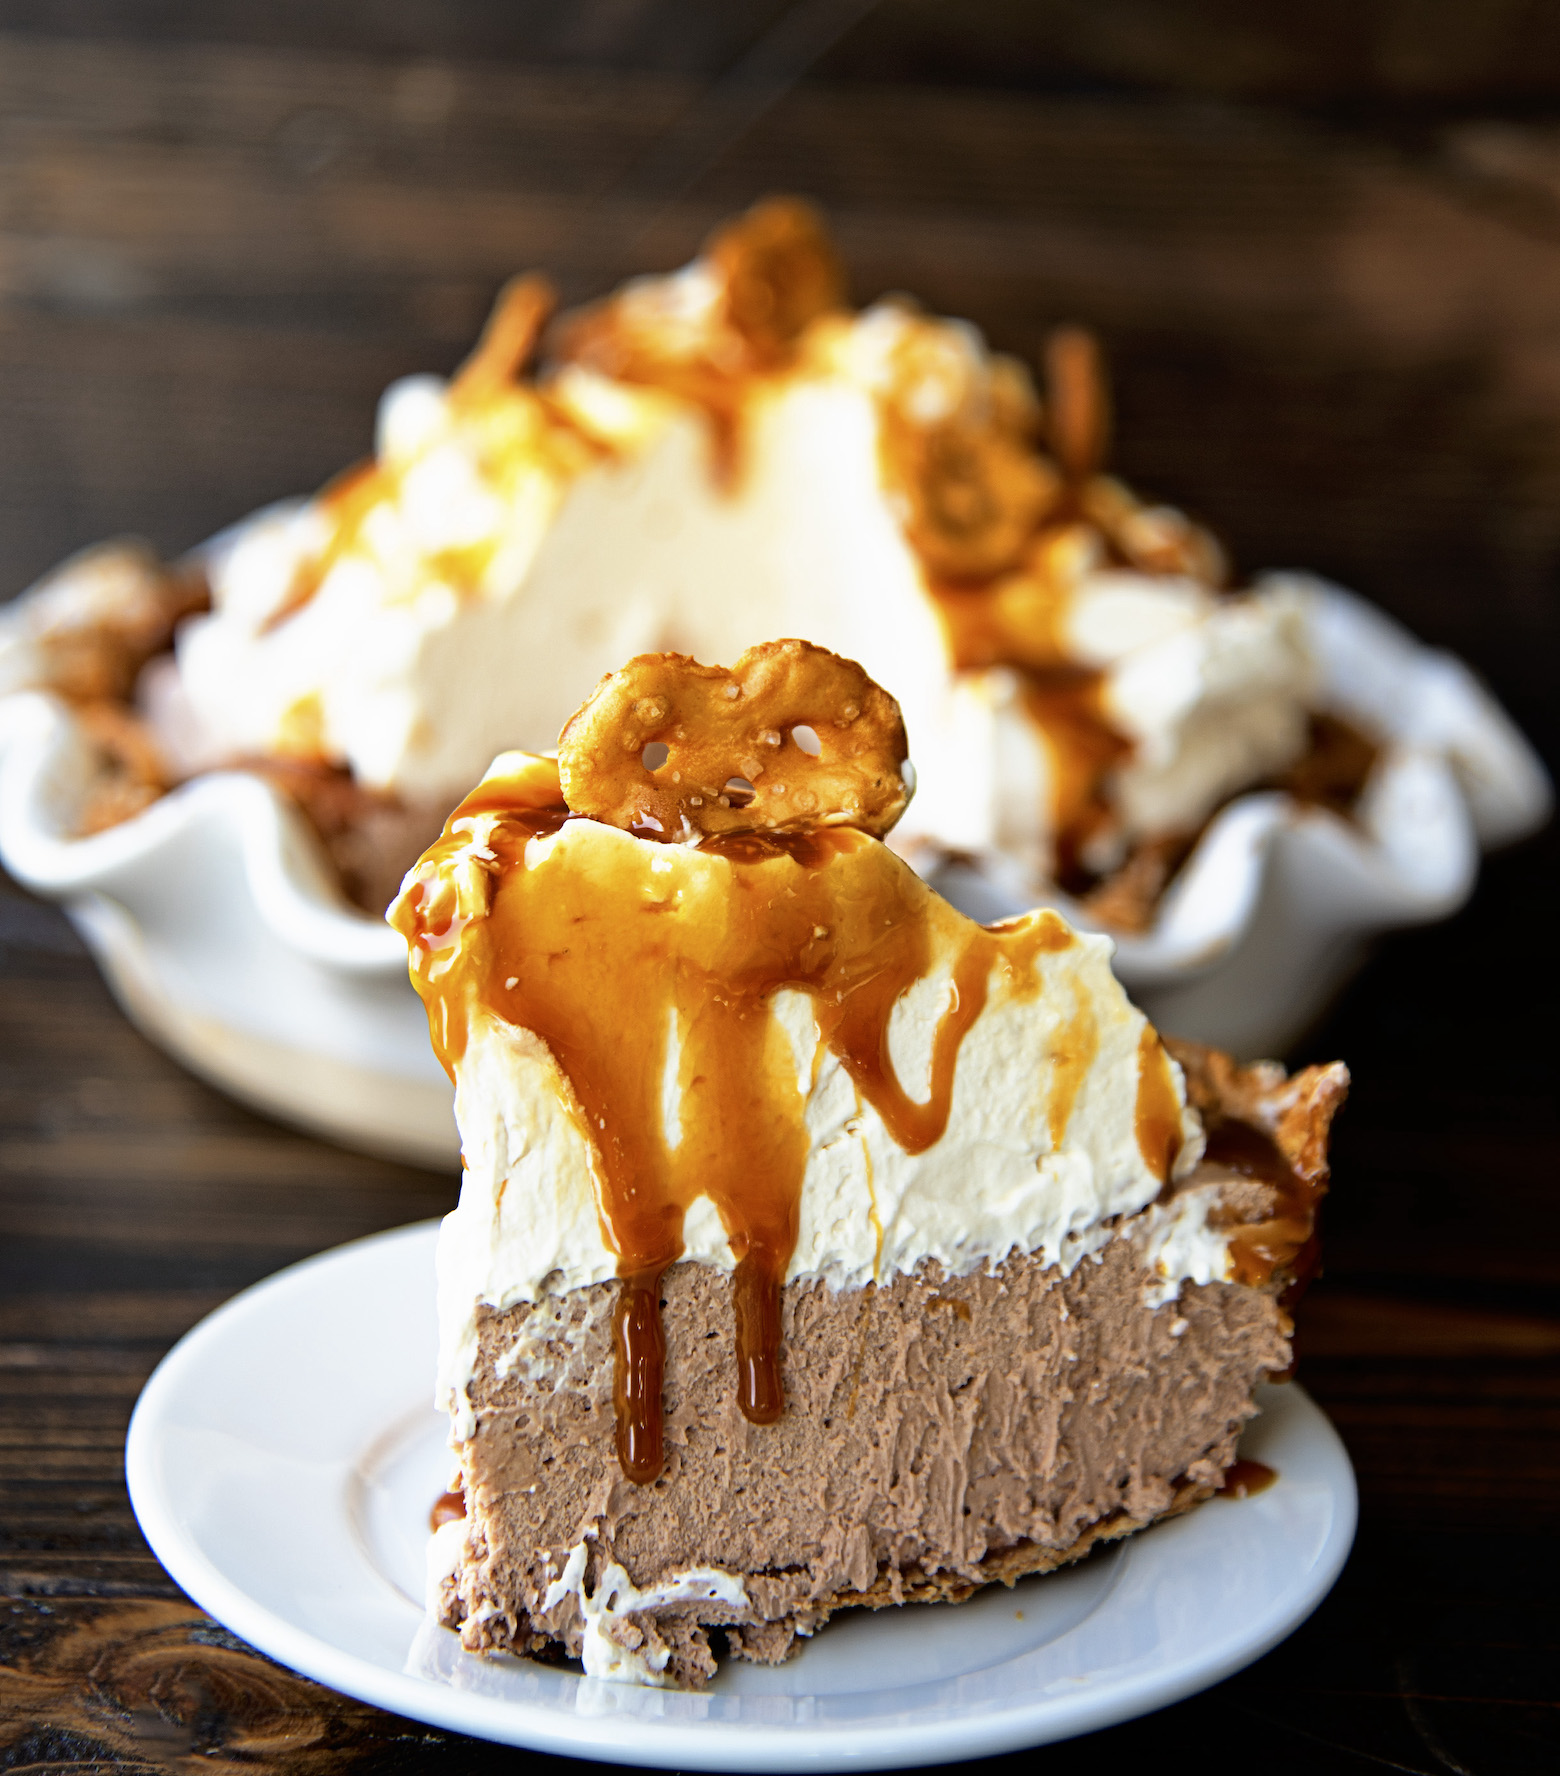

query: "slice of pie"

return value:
[388, 640, 1347, 1688]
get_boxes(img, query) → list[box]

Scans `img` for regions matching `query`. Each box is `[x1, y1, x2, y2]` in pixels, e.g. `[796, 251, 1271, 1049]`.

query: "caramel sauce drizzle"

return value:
[1134, 1028, 1184, 1187]
[1021, 673, 1134, 890]
[260, 279, 607, 640]
[926, 573, 1132, 887]
[1046, 974, 1099, 1151]
[258, 458, 380, 637]
[393, 761, 1084, 1484]
[1203, 1118, 1326, 1293]
[880, 322, 1235, 893]
[1139, 1034, 1327, 1326]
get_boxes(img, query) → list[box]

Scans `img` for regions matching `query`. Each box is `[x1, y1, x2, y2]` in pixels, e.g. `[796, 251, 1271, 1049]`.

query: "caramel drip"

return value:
[394, 768, 1078, 1483]
[613, 1269, 668, 1482]
[813, 927, 1006, 1156]
[574, 351, 750, 491]
[449, 274, 556, 403]
[1204, 1118, 1324, 1291]
[1134, 1027, 1183, 1186]
[860, 1133, 883, 1278]
[259, 459, 380, 635]
[928, 574, 1133, 890]
[429, 1488, 466, 1531]
[1046, 977, 1099, 1150]
[732, 1257, 785, 1424]
[1022, 673, 1134, 890]
[930, 578, 1071, 675]
[1216, 1459, 1277, 1499]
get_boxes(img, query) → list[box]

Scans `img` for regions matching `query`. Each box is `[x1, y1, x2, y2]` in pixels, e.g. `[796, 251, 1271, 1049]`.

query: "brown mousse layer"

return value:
[438, 1216, 1289, 1688]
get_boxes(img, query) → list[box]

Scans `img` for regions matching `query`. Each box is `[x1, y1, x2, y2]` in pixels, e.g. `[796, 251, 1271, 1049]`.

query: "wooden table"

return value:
[2, 13, 1557, 1771]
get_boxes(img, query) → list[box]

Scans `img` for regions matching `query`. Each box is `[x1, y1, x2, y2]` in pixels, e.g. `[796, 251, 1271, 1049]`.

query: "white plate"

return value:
[127, 1221, 1357, 1770]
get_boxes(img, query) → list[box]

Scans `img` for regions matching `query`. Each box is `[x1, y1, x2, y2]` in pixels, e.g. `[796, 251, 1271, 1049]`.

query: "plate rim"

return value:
[126, 1219, 1358, 1771]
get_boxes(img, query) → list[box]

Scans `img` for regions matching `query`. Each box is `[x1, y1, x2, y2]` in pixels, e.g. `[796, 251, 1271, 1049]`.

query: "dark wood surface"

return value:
[1, 8, 1557, 1771]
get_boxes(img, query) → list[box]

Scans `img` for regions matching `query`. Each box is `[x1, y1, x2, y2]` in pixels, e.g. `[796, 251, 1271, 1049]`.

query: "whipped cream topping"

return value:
[539, 1538, 750, 1687]
[167, 205, 1317, 890]
[1090, 575, 1315, 864]
[1132, 1181, 1236, 1311]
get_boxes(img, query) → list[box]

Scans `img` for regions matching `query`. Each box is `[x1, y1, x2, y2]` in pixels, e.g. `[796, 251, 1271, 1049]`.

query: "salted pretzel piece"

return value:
[882, 416, 1059, 581]
[450, 274, 557, 402]
[1078, 476, 1226, 585]
[75, 701, 172, 836]
[555, 199, 843, 392]
[706, 197, 845, 363]
[557, 640, 911, 840]
[1043, 326, 1110, 483]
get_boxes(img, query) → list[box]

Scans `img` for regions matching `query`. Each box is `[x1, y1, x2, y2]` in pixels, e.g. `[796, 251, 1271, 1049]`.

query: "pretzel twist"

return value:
[557, 640, 911, 840]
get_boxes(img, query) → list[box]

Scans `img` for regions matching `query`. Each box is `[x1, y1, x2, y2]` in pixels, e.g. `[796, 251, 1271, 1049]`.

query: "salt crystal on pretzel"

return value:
[557, 639, 911, 840]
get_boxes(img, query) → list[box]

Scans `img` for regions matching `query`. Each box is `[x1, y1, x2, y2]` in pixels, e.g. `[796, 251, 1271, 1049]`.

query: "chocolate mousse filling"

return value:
[437, 1166, 1306, 1688]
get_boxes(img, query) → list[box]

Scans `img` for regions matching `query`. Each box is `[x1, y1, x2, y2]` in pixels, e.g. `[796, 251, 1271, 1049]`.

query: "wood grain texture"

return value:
[1, 8, 1557, 1770]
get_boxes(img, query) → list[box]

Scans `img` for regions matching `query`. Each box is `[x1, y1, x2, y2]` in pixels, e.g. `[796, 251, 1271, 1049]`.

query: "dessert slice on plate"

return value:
[389, 641, 1348, 1689]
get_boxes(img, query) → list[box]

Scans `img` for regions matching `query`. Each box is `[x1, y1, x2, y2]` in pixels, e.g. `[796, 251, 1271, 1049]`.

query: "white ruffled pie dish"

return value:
[0, 570, 1547, 1170]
